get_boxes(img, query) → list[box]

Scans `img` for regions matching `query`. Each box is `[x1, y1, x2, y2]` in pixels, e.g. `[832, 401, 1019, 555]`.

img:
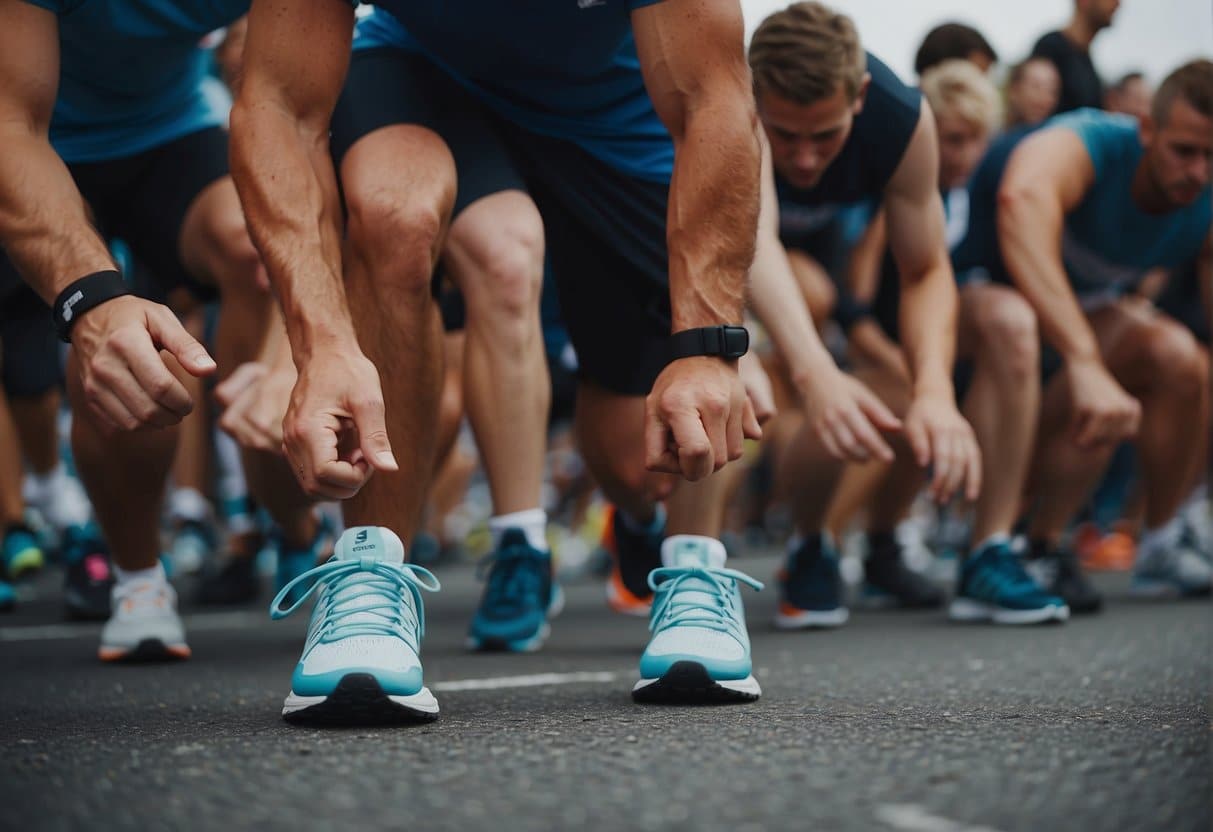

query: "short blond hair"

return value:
[748, 2, 867, 105]
[921, 59, 1003, 135]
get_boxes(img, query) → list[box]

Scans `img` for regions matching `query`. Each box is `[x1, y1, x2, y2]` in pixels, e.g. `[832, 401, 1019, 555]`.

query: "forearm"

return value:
[898, 258, 958, 397]
[0, 131, 114, 303]
[999, 189, 1100, 364]
[229, 102, 354, 362]
[849, 320, 908, 377]
[748, 233, 837, 393]
[667, 99, 760, 331]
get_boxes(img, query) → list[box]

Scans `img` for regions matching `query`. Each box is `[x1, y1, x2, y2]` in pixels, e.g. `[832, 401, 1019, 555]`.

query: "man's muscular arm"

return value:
[632, 0, 762, 481]
[884, 105, 981, 502]
[231, 0, 397, 498]
[0, 0, 214, 432]
[998, 127, 1140, 447]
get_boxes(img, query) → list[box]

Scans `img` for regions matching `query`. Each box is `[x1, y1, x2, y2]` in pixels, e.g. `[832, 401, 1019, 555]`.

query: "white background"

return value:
[739, 0, 1213, 86]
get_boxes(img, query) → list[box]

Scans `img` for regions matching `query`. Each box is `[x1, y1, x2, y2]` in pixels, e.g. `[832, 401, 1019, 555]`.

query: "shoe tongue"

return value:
[661, 535, 726, 570]
[334, 526, 405, 565]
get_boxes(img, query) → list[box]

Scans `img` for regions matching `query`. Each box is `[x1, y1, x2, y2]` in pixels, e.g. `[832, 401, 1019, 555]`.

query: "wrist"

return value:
[289, 319, 360, 366]
[53, 270, 133, 343]
[912, 368, 954, 401]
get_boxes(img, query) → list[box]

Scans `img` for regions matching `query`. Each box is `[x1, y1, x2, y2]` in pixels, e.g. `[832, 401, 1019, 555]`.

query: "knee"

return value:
[1143, 321, 1206, 395]
[451, 214, 544, 323]
[346, 188, 448, 298]
[207, 214, 267, 301]
[977, 295, 1039, 378]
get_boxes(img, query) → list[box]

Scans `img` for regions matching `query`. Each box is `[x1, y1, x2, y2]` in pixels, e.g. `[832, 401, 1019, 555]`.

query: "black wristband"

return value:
[52, 270, 131, 343]
[668, 325, 750, 363]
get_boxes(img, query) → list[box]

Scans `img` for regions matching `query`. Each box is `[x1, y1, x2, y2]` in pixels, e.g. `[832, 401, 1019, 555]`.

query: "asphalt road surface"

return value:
[2, 552, 1209, 832]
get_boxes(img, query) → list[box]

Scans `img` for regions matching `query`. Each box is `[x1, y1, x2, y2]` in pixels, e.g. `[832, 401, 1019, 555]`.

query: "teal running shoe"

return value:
[633, 535, 763, 704]
[467, 529, 563, 652]
[271, 526, 441, 724]
[0, 580, 14, 612]
[950, 538, 1069, 625]
[3, 524, 45, 580]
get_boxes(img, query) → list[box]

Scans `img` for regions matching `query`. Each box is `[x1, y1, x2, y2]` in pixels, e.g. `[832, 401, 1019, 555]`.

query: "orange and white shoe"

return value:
[98, 565, 191, 662]
[602, 504, 663, 617]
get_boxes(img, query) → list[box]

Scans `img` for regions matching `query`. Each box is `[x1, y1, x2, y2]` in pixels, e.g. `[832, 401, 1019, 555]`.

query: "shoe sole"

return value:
[633, 661, 760, 704]
[773, 606, 849, 629]
[283, 673, 438, 725]
[949, 598, 1070, 625]
[1130, 579, 1212, 599]
[99, 638, 192, 663]
[466, 586, 565, 653]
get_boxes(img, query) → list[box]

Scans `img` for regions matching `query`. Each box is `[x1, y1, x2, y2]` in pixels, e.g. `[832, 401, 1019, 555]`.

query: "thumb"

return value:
[350, 393, 398, 472]
[215, 362, 266, 407]
[904, 414, 931, 468]
[150, 308, 216, 378]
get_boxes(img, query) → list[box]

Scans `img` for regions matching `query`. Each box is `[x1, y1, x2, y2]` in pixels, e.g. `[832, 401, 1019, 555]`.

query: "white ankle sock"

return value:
[167, 487, 211, 525]
[113, 562, 166, 586]
[489, 508, 548, 552]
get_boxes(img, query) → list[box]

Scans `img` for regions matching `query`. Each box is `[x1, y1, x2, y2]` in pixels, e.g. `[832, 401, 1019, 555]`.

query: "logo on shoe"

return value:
[355, 529, 369, 544]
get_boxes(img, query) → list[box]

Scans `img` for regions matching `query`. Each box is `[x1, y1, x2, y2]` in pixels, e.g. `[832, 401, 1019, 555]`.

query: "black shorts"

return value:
[330, 48, 673, 395]
[0, 267, 61, 397]
[69, 126, 230, 301]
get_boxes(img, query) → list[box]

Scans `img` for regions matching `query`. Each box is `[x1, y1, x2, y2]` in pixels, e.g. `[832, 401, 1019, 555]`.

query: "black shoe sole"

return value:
[283, 673, 439, 726]
[631, 661, 760, 705]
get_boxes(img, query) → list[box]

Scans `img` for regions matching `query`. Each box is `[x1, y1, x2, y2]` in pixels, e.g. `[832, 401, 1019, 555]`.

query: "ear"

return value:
[853, 73, 872, 116]
[1138, 112, 1156, 149]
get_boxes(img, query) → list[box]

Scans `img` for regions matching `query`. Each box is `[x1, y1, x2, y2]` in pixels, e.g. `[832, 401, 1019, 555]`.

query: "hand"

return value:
[903, 391, 982, 504]
[216, 360, 296, 454]
[72, 295, 217, 432]
[800, 366, 902, 464]
[1066, 359, 1141, 449]
[283, 347, 398, 500]
[645, 356, 762, 481]
[738, 351, 776, 426]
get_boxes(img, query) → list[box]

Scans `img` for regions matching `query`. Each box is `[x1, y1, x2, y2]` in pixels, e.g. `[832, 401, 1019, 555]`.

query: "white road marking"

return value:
[876, 804, 1006, 832]
[433, 672, 619, 692]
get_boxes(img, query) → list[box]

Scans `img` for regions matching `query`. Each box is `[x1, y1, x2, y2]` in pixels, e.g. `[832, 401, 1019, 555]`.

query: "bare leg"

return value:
[338, 126, 453, 544]
[444, 191, 547, 517]
[10, 390, 60, 475]
[0, 387, 25, 527]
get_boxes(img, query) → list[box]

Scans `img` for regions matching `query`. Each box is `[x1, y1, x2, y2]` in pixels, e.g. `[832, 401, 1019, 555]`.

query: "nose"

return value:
[793, 143, 820, 176]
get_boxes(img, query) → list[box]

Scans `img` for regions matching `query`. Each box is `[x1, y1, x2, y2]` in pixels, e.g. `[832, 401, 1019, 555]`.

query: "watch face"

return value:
[722, 326, 750, 359]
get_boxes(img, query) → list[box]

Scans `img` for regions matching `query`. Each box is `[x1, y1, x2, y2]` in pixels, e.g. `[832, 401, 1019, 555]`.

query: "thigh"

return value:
[74, 128, 230, 302]
[1089, 296, 1195, 393]
[503, 130, 672, 396]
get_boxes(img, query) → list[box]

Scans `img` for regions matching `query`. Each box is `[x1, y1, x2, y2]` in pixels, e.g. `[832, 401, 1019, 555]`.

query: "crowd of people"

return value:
[0, 0, 1208, 720]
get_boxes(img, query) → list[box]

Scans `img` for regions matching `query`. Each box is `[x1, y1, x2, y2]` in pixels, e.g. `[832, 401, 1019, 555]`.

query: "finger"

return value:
[667, 408, 714, 481]
[742, 396, 763, 441]
[349, 391, 398, 472]
[102, 357, 190, 428]
[148, 307, 217, 378]
[928, 430, 953, 503]
[724, 395, 745, 465]
[215, 363, 266, 407]
[936, 432, 963, 504]
[815, 420, 846, 461]
[644, 397, 674, 472]
[114, 332, 195, 418]
[826, 415, 868, 462]
[844, 407, 894, 463]
[1072, 410, 1102, 449]
[314, 459, 372, 500]
[904, 415, 932, 468]
[855, 386, 903, 432]
[85, 381, 141, 433]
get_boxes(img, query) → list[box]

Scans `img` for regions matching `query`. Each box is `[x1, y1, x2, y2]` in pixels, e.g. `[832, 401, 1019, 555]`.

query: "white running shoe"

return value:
[272, 526, 441, 724]
[99, 567, 191, 662]
[1131, 540, 1213, 598]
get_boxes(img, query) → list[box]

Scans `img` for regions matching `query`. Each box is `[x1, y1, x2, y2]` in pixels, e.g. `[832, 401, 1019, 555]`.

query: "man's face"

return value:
[1080, 0, 1120, 31]
[1010, 59, 1060, 125]
[757, 82, 866, 190]
[936, 115, 989, 190]
[1142, 98, 1213, 208]
[1111, 78, 1153, 123]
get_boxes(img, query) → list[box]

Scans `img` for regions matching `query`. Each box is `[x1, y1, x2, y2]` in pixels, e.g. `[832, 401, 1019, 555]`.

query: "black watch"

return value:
[667, 325, 750, 363]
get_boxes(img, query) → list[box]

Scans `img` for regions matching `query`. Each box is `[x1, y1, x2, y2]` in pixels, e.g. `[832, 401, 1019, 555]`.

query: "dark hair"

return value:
[914, 22, 998, 76]
[1152, 59, 1213, 125]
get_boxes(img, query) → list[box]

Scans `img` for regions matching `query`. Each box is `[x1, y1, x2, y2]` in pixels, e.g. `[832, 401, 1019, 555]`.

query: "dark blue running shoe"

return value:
[775, 533, 849, 629]
[950, 539, 1069, 625]
[467, 529, 563, 652]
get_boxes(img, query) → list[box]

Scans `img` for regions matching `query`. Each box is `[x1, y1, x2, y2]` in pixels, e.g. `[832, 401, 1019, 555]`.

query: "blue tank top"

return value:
[24, 0, 247, 163]
[955, 109, 1212, 298]
[356, 1, 674, 183]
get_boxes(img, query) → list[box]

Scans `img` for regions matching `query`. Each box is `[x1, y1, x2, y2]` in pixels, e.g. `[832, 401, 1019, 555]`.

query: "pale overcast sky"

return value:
[740, 0, 1213, 86]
